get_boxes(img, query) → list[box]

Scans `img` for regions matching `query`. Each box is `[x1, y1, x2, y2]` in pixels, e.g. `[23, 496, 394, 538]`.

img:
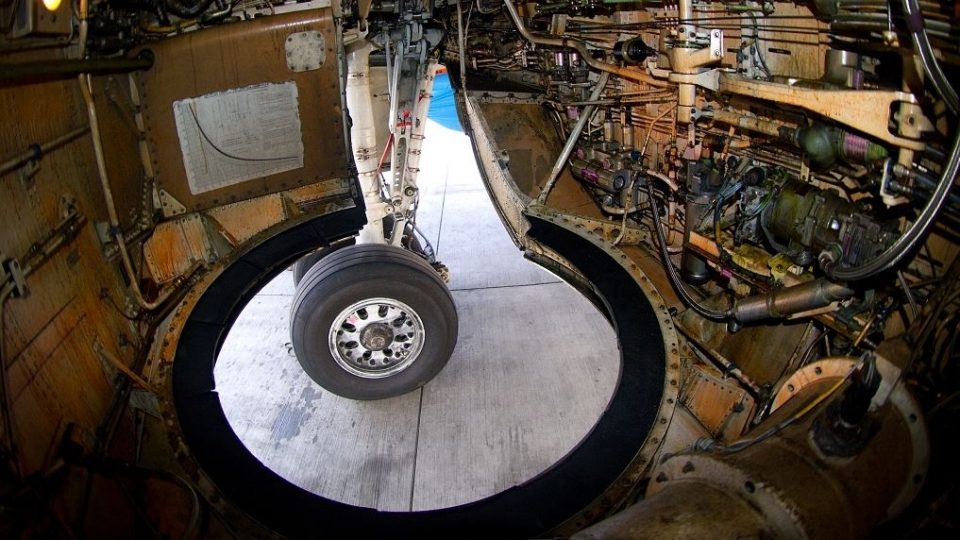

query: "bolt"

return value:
[713, 49, 721, 57]
[713, 30, 721, 38]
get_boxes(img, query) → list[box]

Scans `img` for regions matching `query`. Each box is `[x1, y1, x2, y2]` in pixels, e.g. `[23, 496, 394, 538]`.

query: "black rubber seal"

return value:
[172, 211, 666, 538]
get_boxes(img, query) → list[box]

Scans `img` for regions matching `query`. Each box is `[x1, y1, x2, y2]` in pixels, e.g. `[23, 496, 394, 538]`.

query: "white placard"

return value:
[173, 82, 304, 194]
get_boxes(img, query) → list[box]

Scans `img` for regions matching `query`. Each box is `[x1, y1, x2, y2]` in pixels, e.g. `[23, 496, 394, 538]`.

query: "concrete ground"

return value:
[214, 120, 620, 511]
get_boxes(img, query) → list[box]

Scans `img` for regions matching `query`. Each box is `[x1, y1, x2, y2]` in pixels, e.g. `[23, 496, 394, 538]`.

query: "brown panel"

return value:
[93, 74, 148, 231]
[137, 10, 350, 212]
[143, 215, 212, 284]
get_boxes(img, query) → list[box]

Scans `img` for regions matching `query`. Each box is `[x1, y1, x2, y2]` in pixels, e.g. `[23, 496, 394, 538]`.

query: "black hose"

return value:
[902, 0, 959, 115]
[910, 170, 960, 210]
[164, 0, 214, 19]
[646, 182, 733, 321]
[924, 145, 946, 162]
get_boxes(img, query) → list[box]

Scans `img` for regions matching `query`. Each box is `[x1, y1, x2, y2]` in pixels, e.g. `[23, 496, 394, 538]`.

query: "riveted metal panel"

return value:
[136, 10, 350, 213]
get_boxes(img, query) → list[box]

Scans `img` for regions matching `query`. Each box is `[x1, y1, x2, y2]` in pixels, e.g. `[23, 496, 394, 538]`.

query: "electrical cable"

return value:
[646, 181, 733, 321]
[902, 0, 959, 115]
[821, 12, 960, 281]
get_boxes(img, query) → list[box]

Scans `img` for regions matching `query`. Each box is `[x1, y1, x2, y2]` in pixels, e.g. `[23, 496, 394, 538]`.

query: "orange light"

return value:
[41, 0, 61, 11]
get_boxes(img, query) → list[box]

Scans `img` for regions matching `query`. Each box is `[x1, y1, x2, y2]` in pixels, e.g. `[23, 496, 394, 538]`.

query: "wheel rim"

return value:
[328, 297, 426, 379]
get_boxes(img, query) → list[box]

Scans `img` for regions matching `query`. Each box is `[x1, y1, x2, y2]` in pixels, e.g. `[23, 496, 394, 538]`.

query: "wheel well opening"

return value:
[170, 212, 669, 537]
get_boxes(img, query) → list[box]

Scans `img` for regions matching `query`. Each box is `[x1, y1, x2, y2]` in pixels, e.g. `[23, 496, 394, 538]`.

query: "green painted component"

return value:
[864, 141, 889, 162]
[795, 125, 838, 169]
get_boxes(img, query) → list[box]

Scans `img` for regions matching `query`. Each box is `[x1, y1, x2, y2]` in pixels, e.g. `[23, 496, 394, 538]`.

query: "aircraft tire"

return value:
[290, 244, 457, 400]
[291, 238, 355, 286]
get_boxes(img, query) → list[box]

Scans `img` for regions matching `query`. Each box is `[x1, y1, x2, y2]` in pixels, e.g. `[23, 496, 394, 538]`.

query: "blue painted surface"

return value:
[428, 73, 462, 132]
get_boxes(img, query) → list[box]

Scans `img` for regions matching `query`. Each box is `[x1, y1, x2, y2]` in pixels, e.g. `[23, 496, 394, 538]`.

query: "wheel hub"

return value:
[359, 323, 393, 351]
[328, 297, 426, 379]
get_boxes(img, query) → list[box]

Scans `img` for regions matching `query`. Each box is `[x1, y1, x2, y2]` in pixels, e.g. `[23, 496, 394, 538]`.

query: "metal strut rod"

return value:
[537, 72, 610, 205]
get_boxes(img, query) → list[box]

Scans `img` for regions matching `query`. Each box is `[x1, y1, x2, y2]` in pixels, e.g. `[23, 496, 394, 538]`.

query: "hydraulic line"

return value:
[0, 125, 89, 177]
[80, 73, 175, 311]
[0, 54, 154, 84]
[502, 0, 669, 88]
[645, 182, 733, 321]
[902, 0, 958, 115]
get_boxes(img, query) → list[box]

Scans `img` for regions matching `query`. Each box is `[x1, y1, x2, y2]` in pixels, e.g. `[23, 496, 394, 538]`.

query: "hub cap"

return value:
[328, 297, 426, 379]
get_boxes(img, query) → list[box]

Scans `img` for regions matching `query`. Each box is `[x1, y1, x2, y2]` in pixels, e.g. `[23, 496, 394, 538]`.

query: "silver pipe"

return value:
[0, 125, 89, 177]
[733, 278, 854, 323]
[537, 72, 609, 205]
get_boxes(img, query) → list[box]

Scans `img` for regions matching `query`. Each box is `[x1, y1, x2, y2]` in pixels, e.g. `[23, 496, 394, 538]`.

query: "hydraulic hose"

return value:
[646, 182, 733, 321]
[902, 0, 958, 115]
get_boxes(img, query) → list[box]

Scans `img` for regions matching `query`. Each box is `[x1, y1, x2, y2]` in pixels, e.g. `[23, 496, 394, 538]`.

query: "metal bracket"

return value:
[718, 74, 926, 151]
[17, 158, 40, 189]
[877, 159, 906, 208]
[157, 188, 187, 217]
[666, 29, 724, 73]
[129, 389, 162, 418]
[1, 253, 27, 298]
[668, 68, 721, 91]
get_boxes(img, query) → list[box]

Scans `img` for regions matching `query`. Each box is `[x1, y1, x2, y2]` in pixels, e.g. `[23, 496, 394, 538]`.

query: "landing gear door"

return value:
[135, 9, 352, 215]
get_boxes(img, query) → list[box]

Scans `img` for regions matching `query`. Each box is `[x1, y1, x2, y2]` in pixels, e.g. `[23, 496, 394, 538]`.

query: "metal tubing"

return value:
[0, 55, 154, 84]
[537, 72, 609, 204]
[0, 125, 90, 177]
[80, 73, 172, 311]
[733, 278, 854, 323]
[502, 1, 669, 88]
[709, 109, 783, 137]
